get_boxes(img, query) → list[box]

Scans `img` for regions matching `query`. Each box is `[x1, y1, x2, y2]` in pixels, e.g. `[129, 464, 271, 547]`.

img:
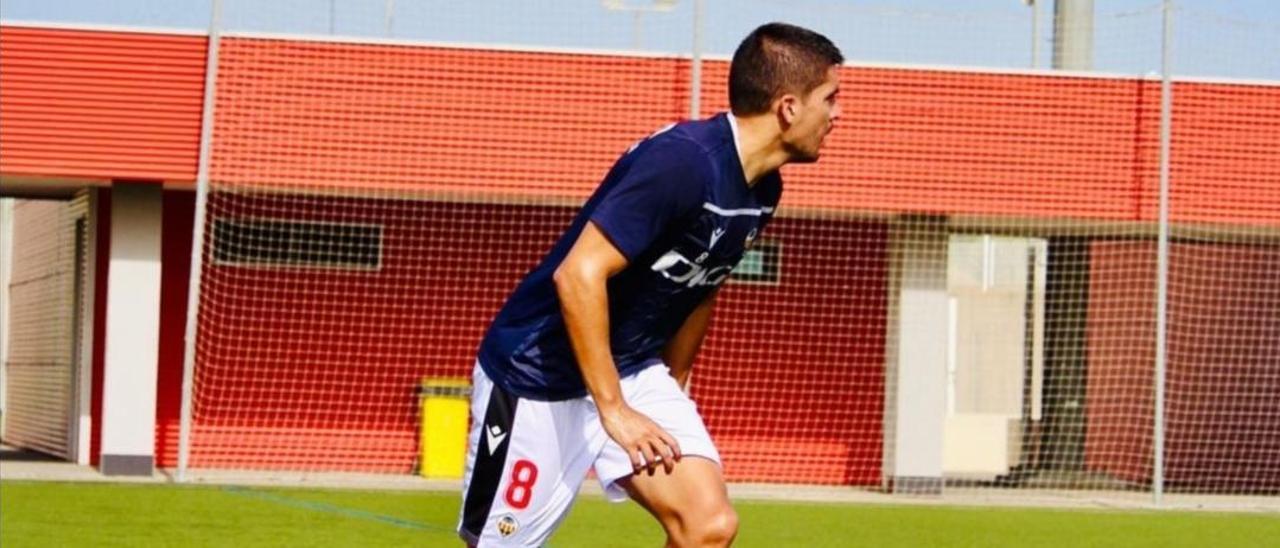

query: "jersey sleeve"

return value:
[589, 141, 706, 261]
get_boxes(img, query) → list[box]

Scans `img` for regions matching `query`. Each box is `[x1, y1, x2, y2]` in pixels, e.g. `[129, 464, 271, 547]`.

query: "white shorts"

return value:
[455, 361, 721, 547]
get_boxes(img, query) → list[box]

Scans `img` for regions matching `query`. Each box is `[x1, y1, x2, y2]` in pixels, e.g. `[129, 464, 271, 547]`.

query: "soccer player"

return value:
[457, 22, 843, 547]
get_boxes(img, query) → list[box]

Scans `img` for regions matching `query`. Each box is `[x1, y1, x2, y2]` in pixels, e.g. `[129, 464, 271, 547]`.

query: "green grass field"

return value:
[1, 481, 1274, 547]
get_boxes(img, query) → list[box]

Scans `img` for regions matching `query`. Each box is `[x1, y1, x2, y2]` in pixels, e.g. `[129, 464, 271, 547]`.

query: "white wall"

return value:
[99, 183, 163, 475]
[72, 190, 99, 465]
[882, 222, 949, 493]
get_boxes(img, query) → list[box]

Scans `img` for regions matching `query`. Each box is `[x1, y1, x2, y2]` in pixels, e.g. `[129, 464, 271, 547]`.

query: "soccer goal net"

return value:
[175, 1, 1279, 503]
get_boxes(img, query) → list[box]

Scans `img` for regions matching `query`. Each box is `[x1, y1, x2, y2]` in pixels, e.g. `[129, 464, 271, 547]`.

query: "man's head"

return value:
[729, 23, 844, 162]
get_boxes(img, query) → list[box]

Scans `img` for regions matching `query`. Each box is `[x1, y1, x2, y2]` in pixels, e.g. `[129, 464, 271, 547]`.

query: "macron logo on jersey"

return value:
[709, 227, 727, 249]
[486, 424, 507, 455]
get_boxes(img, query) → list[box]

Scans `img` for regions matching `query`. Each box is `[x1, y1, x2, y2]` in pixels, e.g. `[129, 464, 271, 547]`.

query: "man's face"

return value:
[782, 66, 842, 163]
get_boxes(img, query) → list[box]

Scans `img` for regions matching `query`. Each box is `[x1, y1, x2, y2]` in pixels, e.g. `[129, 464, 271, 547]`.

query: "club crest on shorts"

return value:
[497, 514, 519, 537]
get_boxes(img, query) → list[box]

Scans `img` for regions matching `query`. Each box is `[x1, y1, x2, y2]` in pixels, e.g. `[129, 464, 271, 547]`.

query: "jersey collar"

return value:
[725, 113, 750, 185]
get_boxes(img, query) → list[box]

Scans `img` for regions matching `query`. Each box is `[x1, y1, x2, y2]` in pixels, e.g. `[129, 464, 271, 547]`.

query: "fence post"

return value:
[690, 0, 704, 120]
[1153, 0, 1174, 507]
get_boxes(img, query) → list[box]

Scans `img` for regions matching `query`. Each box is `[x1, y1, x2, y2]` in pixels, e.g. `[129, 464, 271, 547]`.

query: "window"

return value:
[211, 218, 383, 270]
[730, 240, 781, 285]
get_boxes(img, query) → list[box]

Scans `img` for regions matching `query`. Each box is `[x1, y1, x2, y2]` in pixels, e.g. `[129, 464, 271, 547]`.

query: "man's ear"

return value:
[777, 94, 800, 126]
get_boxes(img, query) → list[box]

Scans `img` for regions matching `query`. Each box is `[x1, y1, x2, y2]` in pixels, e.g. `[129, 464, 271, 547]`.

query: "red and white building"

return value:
[1, 22, 1277, 493]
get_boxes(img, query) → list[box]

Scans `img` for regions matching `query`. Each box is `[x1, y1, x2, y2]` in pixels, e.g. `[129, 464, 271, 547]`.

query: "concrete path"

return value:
[4, 444, 1275, 512]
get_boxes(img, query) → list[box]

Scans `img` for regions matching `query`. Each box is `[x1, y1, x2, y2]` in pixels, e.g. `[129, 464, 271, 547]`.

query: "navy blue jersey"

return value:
[477, 113, 781, 401]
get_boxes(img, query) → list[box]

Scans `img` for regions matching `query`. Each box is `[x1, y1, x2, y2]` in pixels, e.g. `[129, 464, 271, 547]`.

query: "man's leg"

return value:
[619, 457, 738, 547]
[592, 364, 734, 547]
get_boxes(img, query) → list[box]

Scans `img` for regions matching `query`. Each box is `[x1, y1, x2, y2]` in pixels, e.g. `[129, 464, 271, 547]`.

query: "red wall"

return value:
[1084, 242, 1156, 486]
[1086, 241, 1280, 493]
[154, 190, 196, 465]
[184, 195, 576, 470]
[89, 190, 112, 466]
[0, 26, 206, 181]
[1163, 244, 1280, 493]
[179, 194, 889, 483]
[210, 37, 689, 199]
[3, 24, 1277, 228]
[210, 36, 1280, 227]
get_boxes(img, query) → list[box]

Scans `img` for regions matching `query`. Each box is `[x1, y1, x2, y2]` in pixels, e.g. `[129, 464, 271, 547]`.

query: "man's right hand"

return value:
[598, 403, 682, 475]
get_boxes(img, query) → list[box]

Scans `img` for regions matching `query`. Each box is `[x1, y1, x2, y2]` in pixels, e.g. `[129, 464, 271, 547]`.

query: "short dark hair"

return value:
[729, 23, 844, 116]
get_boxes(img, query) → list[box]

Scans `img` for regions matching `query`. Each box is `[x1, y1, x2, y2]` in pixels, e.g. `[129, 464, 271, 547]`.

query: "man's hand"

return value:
[599, 403, 682, 475]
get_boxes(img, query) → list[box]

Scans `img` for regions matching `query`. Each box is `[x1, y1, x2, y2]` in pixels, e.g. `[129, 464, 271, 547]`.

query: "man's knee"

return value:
[674, 504, 737, 547]
[702, 505, 739, 544]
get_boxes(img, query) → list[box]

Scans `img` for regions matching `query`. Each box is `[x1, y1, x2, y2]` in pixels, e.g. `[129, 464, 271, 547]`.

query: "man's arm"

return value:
[553, 222, 682, 474]
[662, 290, 718, 389]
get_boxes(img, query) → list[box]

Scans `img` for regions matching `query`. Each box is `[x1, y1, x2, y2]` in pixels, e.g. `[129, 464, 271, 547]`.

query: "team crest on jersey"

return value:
[497, 514, 520, 538]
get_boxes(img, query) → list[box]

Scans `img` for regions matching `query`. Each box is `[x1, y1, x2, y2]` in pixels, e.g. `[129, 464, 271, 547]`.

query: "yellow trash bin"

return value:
[419, 378, 472, 479]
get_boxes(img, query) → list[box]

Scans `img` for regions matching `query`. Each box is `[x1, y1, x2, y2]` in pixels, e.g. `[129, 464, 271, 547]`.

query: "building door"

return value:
[3, 199, 77, 458]
[942, 234, 1047, 480]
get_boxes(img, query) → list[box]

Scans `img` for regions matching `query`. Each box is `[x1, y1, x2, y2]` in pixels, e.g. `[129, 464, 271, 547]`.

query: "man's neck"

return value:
[729, 113, 790, 187]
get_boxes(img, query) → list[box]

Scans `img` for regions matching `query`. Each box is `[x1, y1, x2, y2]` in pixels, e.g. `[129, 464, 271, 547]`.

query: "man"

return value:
[458, 22, 843, 547]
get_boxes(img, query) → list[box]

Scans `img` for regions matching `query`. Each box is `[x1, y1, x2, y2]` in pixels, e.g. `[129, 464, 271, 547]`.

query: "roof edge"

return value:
[3, 19, 1278, 87]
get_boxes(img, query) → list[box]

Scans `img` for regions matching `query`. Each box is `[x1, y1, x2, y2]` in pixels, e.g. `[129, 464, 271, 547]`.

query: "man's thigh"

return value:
[592, 364, 723, 502]
[457, 364, 606, 546]
[611, 365, 730, 530]
[618, 455, 731, 528]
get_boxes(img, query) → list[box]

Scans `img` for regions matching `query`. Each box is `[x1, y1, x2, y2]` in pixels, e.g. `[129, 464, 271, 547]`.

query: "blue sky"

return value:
[2, 1, 1277, 80]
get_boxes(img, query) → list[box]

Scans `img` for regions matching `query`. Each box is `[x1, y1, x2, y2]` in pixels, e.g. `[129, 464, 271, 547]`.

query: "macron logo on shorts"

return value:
[486, 424, 508, 455]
